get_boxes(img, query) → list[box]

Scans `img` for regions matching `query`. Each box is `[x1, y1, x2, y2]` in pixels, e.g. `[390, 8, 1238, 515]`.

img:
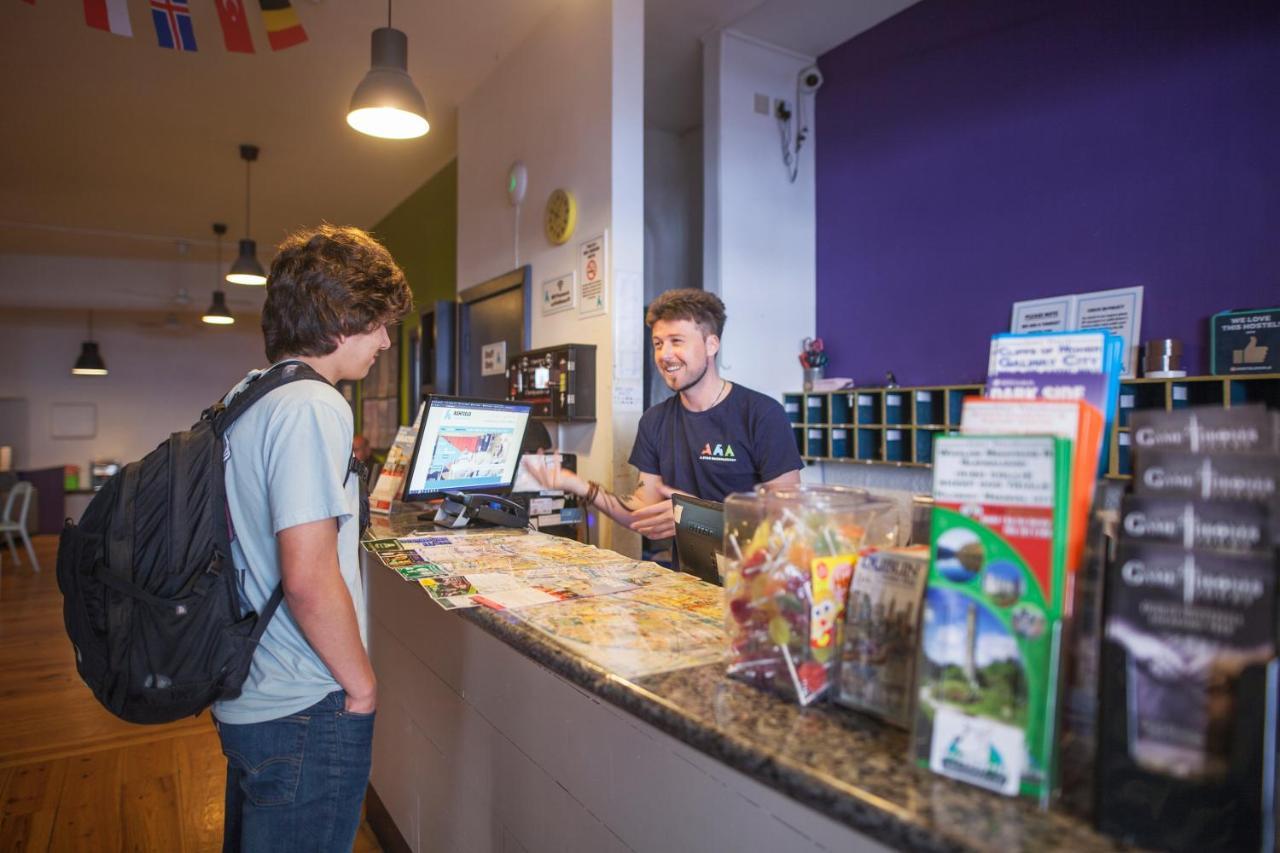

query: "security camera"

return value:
[798, 65, 824, 94]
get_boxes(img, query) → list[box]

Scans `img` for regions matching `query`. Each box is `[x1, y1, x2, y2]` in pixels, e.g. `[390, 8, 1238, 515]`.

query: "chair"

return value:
[0, 482, 39, 573]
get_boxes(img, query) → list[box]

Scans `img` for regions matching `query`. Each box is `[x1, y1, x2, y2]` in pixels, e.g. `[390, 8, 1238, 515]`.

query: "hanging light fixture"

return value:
[346, 1, 429, 140]
[203, 223, 235, 325]
[72, 311, 108, 376]
[226, 144, 267, 286]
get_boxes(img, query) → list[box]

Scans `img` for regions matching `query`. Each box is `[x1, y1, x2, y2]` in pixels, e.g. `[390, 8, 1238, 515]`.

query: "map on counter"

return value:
[622, 573, 726, 621]
[517, 585, 729, 679]
[367, 530, 728, 648]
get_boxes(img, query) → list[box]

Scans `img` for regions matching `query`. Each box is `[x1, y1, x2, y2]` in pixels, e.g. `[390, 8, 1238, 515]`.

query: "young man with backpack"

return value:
[213, 224, 411, 851]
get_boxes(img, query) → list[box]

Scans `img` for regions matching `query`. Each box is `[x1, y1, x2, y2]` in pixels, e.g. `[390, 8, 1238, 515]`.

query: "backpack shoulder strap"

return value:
[211, 362, 333, 639]
[206, 361, 333, 437]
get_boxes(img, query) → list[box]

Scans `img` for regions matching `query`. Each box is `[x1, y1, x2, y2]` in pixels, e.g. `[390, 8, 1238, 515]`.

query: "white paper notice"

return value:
[613, 269, 643, 379]
[1010, 297, 1073, 333]
[541, 272, 576, 315]
[612, 381, 643, 412]
[1010, 286, 1143, 377]
[1073, 287, 1143, 378]
[579, 234, 607, 318]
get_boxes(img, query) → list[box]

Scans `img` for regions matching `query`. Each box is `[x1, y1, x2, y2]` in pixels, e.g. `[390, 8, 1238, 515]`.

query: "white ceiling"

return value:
[0, 0, 917, 311]
[644, 0, 921, 133]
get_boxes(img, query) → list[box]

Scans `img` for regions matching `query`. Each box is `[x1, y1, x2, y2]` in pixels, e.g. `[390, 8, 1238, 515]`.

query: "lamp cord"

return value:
[387, 0, 391, 28]
[244, 160, 252, 235]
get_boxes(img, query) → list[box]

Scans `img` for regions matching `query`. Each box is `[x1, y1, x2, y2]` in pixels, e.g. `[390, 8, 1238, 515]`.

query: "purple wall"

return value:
[815, 0, 1280, 385]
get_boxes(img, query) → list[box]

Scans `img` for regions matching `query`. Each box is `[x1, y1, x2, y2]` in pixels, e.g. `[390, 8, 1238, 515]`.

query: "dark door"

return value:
[458, 266, 531, 400]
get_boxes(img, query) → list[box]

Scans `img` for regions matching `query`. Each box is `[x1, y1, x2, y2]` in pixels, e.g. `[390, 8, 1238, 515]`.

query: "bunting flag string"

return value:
[216, 0, 254, 54]
[83, 0, 132, 38]
[39, 0, 312, 55]
[150, 0, 198, 52]
[259, 0, 308, 51]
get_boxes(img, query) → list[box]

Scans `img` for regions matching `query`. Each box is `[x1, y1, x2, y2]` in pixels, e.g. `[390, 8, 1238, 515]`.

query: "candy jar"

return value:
[723, 484, 896, 705]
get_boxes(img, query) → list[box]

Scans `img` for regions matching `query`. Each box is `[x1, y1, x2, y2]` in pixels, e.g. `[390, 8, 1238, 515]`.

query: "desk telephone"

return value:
[433, 491, 529, 529]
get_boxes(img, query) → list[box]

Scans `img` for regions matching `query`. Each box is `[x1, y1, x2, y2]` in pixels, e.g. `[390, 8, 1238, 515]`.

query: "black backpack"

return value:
[56, 361, 341, 724]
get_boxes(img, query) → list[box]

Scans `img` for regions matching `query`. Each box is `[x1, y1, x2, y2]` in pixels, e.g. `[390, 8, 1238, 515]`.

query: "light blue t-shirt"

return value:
[212, 367, 364, 725]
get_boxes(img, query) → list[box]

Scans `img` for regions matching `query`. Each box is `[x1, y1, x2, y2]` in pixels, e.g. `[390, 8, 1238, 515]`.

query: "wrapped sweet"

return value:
[723, 485, 897, 705]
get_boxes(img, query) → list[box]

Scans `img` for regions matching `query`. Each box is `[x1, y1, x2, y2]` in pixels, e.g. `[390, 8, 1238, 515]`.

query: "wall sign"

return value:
[481, 341, 507, 376]
[578, 232, 607, 318]
[1011, 285, 1143, 377]
[541, 272, 576, 316]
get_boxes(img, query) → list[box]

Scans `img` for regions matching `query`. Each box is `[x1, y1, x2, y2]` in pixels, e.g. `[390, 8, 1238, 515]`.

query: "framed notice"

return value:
[1010, 297, 1072, 333]
[541, 272, 576, 315]
[578, 233, 607, 318]
[1011, 286, 1143, 377]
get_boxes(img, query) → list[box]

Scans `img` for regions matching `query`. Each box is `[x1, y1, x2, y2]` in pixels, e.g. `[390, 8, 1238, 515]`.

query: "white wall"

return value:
[0, 306, 264, 473]
[457, 0, 645, 553]
[703, 30, 817, 402]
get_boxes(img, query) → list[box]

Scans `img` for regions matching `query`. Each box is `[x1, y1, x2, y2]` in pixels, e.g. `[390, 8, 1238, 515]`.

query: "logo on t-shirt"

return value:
[700, 442, 736, 462]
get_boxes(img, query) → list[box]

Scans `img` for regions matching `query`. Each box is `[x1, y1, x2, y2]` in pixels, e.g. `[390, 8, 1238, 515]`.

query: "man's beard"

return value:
[671, 359, 709, 395]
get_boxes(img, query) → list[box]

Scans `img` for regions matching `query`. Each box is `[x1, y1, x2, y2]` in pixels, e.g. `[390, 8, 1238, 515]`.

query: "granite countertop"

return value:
[369, 511, 1126, 853]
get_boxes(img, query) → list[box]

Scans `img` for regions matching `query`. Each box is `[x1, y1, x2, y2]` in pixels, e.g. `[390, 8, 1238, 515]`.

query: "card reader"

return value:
[433, 491, 529, 529]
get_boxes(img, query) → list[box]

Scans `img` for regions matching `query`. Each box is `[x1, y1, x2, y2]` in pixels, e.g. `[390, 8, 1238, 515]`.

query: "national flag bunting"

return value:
[215, 0, 254, 53]
[150, 0, 197, 52]
[83, 0, 133, 37]
[259, 0, 307, 51]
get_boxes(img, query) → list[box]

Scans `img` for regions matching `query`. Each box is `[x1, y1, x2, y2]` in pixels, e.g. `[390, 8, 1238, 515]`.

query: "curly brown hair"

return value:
[644, 288, 726, 338]
[261, 224, 413, 362]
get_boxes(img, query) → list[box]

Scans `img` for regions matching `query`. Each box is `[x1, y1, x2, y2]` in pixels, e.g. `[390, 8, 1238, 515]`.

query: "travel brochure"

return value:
[914, 329, 1125, 803]
[364, 528, 729, 677]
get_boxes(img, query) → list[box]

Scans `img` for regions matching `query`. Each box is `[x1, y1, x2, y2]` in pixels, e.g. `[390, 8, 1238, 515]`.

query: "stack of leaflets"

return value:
[961, 398, 1103, 586]
[368, 425, 417, 514]
[914, 433, 1073, 802]
[834, 546, 930, 728]
[985, 330, 1123, 477]
[1096, 405, 1279, 852]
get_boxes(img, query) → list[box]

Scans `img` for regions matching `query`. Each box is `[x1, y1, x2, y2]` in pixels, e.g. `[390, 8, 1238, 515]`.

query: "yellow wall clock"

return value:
[544, 188, 577, 245]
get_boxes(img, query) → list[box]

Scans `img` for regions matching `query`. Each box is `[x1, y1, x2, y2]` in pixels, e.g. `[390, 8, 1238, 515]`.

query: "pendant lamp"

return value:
[203, 223, 235, 325]
[346, 1, 429, 139]
[72, 311, 108, 376]
[227, 145, 267, 286]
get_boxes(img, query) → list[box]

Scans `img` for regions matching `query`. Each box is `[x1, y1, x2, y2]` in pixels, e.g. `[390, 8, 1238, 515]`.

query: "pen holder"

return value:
[802, 366, 824, 391]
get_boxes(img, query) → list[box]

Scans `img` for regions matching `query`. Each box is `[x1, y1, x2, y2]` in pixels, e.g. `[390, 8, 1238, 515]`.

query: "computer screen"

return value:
[673, 493, 726, 586]
[402, 395, 533, 502]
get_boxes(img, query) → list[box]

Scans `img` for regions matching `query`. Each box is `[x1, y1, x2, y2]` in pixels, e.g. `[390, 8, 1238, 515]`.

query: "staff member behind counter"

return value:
[521, 288, 802, 539]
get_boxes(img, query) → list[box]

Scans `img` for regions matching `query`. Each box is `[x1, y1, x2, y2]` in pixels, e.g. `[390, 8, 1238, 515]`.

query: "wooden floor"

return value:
[0, 534, 383, 852]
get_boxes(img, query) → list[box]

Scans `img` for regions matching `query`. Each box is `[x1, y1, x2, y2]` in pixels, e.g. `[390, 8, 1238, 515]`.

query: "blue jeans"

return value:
[216, 690, 375, 853]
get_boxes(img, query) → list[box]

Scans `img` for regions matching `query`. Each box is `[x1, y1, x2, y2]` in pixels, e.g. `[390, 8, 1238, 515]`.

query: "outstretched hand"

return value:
[631, 498, 677, 539]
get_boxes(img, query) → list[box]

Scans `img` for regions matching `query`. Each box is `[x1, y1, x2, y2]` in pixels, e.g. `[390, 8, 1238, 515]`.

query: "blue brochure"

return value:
[985, 330, 1123, 476]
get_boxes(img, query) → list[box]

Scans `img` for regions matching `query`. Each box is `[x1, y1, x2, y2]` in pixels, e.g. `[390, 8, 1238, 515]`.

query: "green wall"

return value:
[368, 159, 457, 426]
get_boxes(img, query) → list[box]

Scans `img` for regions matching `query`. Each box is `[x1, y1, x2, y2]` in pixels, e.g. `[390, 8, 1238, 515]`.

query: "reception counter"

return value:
[363, 512, 1120, 853]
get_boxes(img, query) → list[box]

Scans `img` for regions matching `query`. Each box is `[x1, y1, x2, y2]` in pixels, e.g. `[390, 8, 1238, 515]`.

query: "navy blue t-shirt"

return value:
[628, 384, 803, 502]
